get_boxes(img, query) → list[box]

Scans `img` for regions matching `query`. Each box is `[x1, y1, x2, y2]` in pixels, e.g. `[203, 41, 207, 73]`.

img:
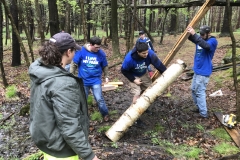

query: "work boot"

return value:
[191, 108, 199, 113]
[103, 115, 109, 122]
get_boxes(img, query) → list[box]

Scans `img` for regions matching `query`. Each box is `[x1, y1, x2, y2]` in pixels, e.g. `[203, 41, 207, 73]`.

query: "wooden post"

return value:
[151, 0, 216, 82]
[105, 59, 187, 142]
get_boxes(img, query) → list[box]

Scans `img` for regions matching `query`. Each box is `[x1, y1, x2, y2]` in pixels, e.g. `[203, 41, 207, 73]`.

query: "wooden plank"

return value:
[107, 82, 123, 85]
[214, 112, 240, 148]
[104, 84, 119, 88]
[102, 85, 116, 92]
[151, 0, 216, 82]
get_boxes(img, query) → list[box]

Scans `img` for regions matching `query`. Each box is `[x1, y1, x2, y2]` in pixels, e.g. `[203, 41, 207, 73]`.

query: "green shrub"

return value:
[97, 126, 111, 133]
[5, 85, 17, 99]
[90, 111, 102, 121]
[214, 142, 239, 155]
[210, 128, 231, 141]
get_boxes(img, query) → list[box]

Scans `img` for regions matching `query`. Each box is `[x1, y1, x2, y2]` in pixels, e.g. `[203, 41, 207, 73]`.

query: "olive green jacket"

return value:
[28, 59, 95, 160]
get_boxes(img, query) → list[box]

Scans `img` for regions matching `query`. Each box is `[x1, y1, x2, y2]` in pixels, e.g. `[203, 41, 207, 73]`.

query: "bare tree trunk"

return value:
[5, 14, 9, 45]
[130, 0, 136, 48]
[79, 0, 87, 43]
[226, 0, 240, 121]
[160, 8, 170, 44]
[35, 0, 45, 44]
[106, 60, 187, 142]
[220, 6, 230, 37]
[18, 0, 34, 62]
[0, 0, 30, 66]
[216, 6, 222, 32]
[10, 0, 21, 66]
[0, 2, 8, 87]
[65, 2, 71, 34]
[48, 0, 59, 36]
[111, 0, 120, 56]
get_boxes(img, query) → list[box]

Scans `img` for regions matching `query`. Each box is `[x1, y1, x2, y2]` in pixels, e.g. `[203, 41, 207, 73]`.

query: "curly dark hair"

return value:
[39, 42, 75, 66]
[39, 42, 62, 66]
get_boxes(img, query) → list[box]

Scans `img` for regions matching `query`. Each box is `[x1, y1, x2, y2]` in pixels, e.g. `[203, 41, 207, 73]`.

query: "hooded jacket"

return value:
[28, 58, 95, 160]
[121, 48, 166, 82]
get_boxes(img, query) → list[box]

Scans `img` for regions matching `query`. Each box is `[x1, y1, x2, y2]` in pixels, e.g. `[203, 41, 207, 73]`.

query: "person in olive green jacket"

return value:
[28, 32, 99, 160]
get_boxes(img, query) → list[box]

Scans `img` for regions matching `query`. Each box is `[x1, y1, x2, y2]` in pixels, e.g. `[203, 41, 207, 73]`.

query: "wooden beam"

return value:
[151, 0, 216, 82]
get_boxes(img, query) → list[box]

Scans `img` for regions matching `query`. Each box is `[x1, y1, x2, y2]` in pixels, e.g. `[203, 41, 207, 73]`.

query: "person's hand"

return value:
[134, 78, 142, 85]
[187, 26, 196, 35]
[105, 77, 109, 83]
[92, 155, 100, 160]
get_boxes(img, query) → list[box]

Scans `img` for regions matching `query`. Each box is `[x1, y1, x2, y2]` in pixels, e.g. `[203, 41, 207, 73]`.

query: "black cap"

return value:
[139, 31, 145, 35]
[199, 25, 211, 35]
[49, 33, 81, 52]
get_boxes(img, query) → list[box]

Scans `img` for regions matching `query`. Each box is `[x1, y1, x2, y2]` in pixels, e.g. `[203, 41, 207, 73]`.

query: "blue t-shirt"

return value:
[73, 46, 108, 86]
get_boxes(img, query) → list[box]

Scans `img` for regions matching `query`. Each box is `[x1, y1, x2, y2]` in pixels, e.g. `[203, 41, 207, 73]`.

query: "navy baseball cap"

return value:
[199, 25, 211, 35]
[49, 32, 81, 52]
[139, 31, 145, 35]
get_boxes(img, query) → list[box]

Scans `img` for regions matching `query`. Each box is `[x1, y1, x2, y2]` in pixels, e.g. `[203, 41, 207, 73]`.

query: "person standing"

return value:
[136, 31, 155, 77]
[187, 25, 218, 118]
[29, 32, 99, 160]
[70, 36, 110, 122]
[136, 31, 155, 52]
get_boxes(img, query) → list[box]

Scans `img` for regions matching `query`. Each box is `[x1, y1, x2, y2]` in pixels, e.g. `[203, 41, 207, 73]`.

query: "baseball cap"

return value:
[199, 25, 211, 35]
[49, 32, 81, 53]
[139, 31, 145, 35]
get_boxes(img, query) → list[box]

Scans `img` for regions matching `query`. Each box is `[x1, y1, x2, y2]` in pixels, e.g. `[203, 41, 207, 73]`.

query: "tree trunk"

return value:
[219, 6, 230, 37]
[216, 6, 222, 32]
[0, 0, 30, 66]
[226, 0, 240, 121]
[5, 14, 9, 45]
[65, 2, 71, 34]
[111, 0, 120, 56]
[130, 0, 136, 48]
[105, 60, 187, 142]
[35, 0, 45, 44]
[125, 0, 131, 53]
[11, 0, 21, 66]
[18, 0, 34, 62]
[87, 0, 91, 41]
[79, 0, 87, 43]
[0, 2, 8, 87]
[48, 0, 59, 36]
[160, 8, 170, 44]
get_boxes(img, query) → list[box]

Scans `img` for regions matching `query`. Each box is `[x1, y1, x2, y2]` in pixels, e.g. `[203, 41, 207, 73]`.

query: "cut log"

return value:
[105, 59, 186, 142]
[151, 0, 216, 82]
[102, 85, 116, 92]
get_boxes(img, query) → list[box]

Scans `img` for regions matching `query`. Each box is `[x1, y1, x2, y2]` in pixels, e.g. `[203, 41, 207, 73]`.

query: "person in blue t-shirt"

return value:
[136, 31, 155, 77]
[70, 36, 109, 122]
[187, 25, 218, 118]
[121, 42, 166, 104]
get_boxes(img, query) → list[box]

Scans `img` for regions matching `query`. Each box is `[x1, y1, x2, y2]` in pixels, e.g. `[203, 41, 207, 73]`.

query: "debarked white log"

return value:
[105, 59, 187, 142]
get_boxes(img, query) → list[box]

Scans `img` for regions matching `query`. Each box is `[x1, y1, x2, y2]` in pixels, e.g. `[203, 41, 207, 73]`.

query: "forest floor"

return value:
[1, 33, 240, 160]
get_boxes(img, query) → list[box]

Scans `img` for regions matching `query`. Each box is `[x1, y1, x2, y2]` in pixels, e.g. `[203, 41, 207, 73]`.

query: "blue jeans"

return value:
[84, 84, 108, 117]
[191, 74, 209, 117]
